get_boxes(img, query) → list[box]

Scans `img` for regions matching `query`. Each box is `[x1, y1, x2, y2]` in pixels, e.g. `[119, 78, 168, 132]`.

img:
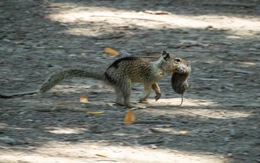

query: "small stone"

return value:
[150, 144, 157, 149]
[227, 153, 233, 157]
[224, 137, 230, 142]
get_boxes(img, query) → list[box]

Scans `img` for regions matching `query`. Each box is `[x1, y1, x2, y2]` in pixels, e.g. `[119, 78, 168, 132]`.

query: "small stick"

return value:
[134, 120, 173, 124]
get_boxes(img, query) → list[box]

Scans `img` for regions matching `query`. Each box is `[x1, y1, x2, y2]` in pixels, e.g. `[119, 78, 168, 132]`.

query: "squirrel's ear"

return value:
[162, 50, 170, 60]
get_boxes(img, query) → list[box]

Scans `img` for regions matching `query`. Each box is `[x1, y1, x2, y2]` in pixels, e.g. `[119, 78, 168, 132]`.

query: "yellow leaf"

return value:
[87, 111, 104, 115]
[79, 95, 88, 103]
[239, 62, 256, 66]
[104, 48, 120, 56]
[124, 109, 135, 125]
[179, 130, 189, 134]
[95, 153, 108, 157]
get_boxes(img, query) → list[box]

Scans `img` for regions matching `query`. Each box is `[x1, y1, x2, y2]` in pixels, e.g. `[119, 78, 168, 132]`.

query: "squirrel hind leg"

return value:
[121, 80, 132, 106]
[114, 78, 132, 106]
[115, 88, 124, 105]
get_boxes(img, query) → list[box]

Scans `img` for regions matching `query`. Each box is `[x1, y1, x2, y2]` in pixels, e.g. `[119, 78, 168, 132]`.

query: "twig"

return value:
[203, 2, 256, 8]
[134, 120, 172, 124]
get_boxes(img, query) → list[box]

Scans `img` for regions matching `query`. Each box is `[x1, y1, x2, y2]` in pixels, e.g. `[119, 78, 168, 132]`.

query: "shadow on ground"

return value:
[0, 0, 259, 163]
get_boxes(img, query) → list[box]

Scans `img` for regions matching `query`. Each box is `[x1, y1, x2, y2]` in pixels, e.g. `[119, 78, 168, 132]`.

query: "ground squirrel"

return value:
[0, 51, 190, 107]
[171, 62, 191, 106]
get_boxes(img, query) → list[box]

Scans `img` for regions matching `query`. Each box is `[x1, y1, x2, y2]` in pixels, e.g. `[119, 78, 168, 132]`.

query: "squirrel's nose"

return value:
[177, 64, 186, 73]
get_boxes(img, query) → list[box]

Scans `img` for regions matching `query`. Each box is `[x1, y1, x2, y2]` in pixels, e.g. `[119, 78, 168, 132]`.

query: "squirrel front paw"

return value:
[155, 93, 161, 101]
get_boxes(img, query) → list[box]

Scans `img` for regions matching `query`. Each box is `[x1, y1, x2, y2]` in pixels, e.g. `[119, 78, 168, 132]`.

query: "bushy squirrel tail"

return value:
[39, 69, 104, 94]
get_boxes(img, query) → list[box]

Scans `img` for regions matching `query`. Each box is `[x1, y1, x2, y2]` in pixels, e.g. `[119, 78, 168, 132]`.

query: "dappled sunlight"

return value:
[20, 83, 251, 120]
[147, 98, 251, 119]
[179, 108, 251, 119]
[0, 141, 229, 163]
[45, 127, 87, 134]
[149, 98, 218, 107]
[46, 3, 260, 37]
[44, 82, 110, 94]
[1, 1, 259, 163]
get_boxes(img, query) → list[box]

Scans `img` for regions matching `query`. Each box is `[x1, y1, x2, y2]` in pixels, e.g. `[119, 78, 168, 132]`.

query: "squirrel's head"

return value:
[161, 50, 191, 74]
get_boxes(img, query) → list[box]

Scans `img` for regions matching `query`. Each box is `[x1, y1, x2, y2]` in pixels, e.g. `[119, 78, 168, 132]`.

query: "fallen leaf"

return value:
[179, 130, 189, 134]
[95, 153, 108, 157]
[239, 62, 256, 66]
[79, 95, 89, 103]
[124, 109, 135, 125]
[87, 111, 104, 115]
[104, 48, 120, 56]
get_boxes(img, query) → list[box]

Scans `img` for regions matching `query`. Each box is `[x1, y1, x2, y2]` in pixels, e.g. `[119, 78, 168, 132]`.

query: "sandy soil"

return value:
[0, 0, 259, 163]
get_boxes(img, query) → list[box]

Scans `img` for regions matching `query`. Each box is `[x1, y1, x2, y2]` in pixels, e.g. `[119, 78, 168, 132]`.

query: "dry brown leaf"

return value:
[95, 153, 108, 157]
[124, 109, 135, 125]
[79, 95, 88, 103]
[104, 48, 120, 56]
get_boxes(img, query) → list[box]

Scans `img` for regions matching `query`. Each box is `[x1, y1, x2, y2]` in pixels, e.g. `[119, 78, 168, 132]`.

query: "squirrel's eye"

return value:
[174, 58, 181, 62]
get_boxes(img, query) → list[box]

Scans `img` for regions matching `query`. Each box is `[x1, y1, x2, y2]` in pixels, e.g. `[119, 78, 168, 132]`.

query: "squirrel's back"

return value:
[105, 57, 156, 83]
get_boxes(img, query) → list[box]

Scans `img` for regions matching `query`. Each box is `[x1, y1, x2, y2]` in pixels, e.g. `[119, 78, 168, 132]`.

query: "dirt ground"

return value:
[0, 0, 259, 163]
